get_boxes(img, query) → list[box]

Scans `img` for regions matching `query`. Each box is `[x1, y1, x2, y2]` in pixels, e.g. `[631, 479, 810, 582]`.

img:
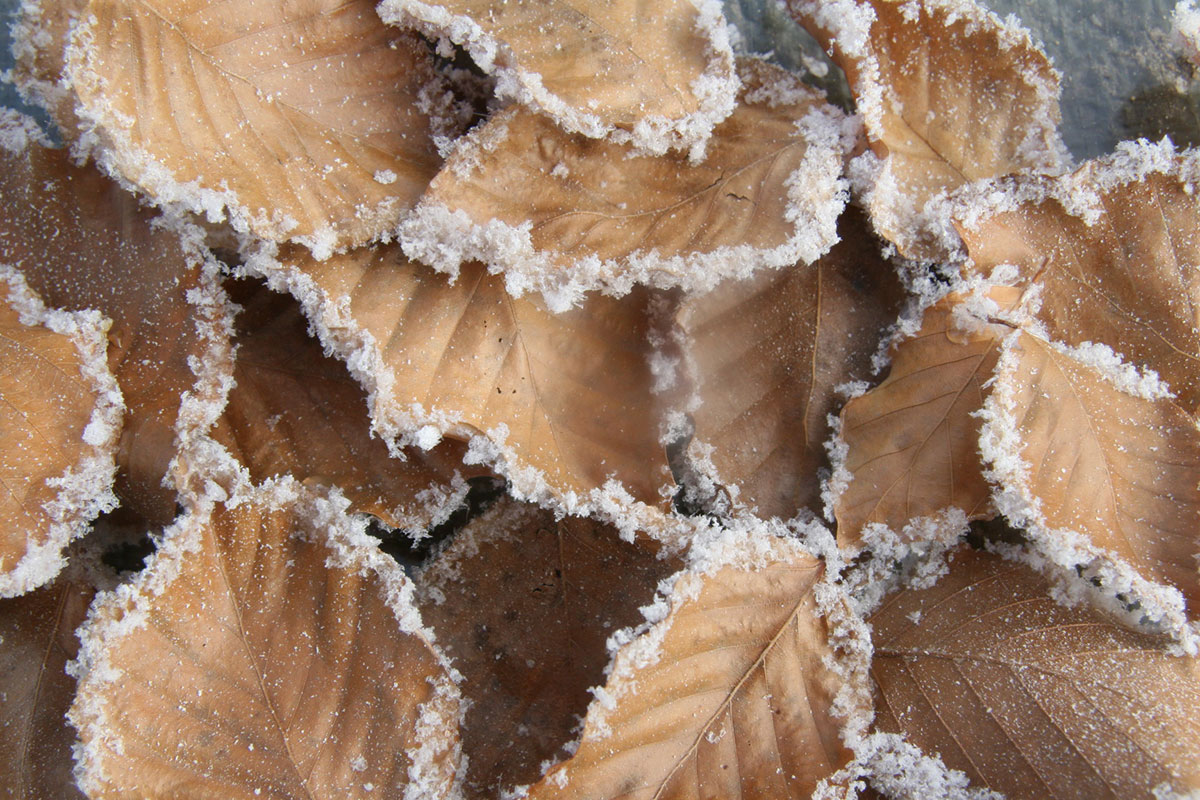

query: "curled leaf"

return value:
[790, 0, 1067, 260]
[678, 207, 903, 520]
[377, 0, 738, 153]
[416, 498, 681, 797]
[400, 59, 849, 308]
[70, 483, 462, 799]
[0, 270, 120, 597]
[214, 280, 482, 530]
[529, 537, 861, 800]
[0, 574, 95, 798]
[870, 547, 1200, 798]
[65, 0, 442, 253]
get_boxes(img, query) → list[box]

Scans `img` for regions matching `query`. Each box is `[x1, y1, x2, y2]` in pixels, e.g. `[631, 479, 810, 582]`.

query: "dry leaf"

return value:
[0, 131, 214, 522]
[528, 542, 856, 800]
[789, 0, 1066, 261]
[679, 207, 904, 520]
[377, 0, 737, 153]
[981, 329, 1200, 612]
[0, 574, 95, 799]
[957, 147, 1200, 413]
[400, 59, 848, 308]
[63, 0, 442, 253]
[870, 547, 1200, 798]
[416, 498, 681, 798]
[833, 290, 1008, 547]
[214, 280, 484, 530]
[0, 271, 120, 597]
[260, 245, 672, 510]
[69, 484, 461, 799]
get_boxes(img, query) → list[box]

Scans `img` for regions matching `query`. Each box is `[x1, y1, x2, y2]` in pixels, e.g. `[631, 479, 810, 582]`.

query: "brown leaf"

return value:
[789, 0, 1066, 261]
[957, 149, 1200, 413]
[0, 272, 120, 597]
[69, 484, 462, 799]
[400, 59, 848, 307]
[214, 280, 486, 530]
[679, 207, 904, 520]
[0, 134, 213, 522]
[0, 574, 95, 799]
[833, 289, 1010, 547]
[528, 542, 857, 800]
[64, 0, 442, 253]
[10, 0, 86, 129]
[870, 547, 1200, 798]
[981, 329, 1200, 612]
[416, 498, 682, 798]
[377, 0, 736, 152]
[264, 245, 672, 509]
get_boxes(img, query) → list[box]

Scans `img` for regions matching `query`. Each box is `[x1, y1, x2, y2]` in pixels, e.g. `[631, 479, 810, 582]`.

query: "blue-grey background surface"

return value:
[1, 0, 1195, 161]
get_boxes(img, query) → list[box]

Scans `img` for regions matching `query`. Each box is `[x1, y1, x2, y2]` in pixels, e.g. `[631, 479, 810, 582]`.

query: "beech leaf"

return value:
[416, 498, 681, 797]
[253, 245, 672, 511]
[400, 59, 849, 308]
[870, 547, 1200, 798]
[981, 329, 1200, 613]
[957, 143, 1200, 413]
[789, 0, 1067, 260]
[214, 280, 485, 530]
[69, 483, 462, 799]
[678, 207, 903, 521]
[63, 0, 442, 253]
[528, 540, 858, 800]
[376, 0, 737, 153]
[0, 271, 120, 597]
[0, 129, 217, 522]
[0, 573, 95, 798]
[833, 289, 1009, 548]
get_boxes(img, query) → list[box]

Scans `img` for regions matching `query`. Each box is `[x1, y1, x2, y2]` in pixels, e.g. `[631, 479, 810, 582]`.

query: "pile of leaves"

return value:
[2, 0, 1200, 797]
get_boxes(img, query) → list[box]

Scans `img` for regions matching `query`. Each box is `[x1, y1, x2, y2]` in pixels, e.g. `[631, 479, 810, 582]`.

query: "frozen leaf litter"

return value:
[1, 0, 1199, 798]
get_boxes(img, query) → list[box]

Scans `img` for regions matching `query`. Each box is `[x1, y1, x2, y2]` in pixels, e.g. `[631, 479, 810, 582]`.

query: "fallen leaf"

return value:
[679, 207, 904, 520]
[9, 0, 86, 128]
[833, 290, 1008, 547]
[957, 145, 1200, 413]
[528, 543, 856, 800]
[789, 0, 1067, 261]
[69, 483, 462, 799]
[263, 245, 672, 510]
[870, 547, 1200, 798]
[214, 280, 484, 530]
[377, 0, 737, 153]
[400, 59, 848, 307]
[416, 497, 681, 798]
[981, 329, 1200, 611]
[0, 574, 95, 799]
[0, 271, 120, 597]
[0, 130, 214, 522]
[65, 0, 442, 253]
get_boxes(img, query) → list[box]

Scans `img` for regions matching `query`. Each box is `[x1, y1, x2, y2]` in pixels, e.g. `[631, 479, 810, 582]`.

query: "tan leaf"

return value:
[0, 271, 120, 597]
[528, 542, 857, 800]
[65, 0, 442, 253]
[679, 207, 904, 520]
[870, 547, 1200, 798]
[789, 0, 1066, 261]
[833, 289, 1013, 547]
[377, 0, 737, 153]
[214, 280, 487, 530]
[980, 329, 1200, 613]
[0, 131, 215, 522]
[416, 497, 682, 798]
[957, 146, 1200, 413]
[261, 245, 672, 510]
[0, 574, 95, 798]
[69, 483, 462, 799]
[400, 59, 848, 308]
